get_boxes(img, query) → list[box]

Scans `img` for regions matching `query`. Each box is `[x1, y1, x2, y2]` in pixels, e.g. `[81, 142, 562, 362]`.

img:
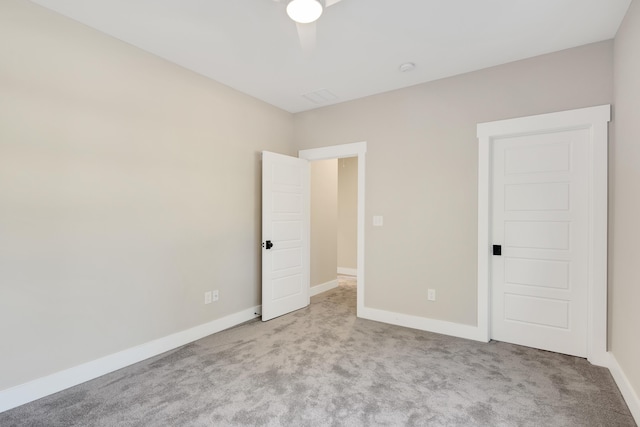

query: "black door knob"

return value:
[264, 240, 274, 250]
[493, 244, 502, 256]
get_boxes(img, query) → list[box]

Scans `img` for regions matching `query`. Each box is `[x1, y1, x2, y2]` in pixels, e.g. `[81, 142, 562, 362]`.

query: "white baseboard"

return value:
[361, 307, 638, 423]
[0, 305, 261, 414]
[607, 352, 640, 424]
[337, 267, 357, 276]
[310, 279, 339, 296]
[4, 303, 636, 424]
[359, 306, 487, 342]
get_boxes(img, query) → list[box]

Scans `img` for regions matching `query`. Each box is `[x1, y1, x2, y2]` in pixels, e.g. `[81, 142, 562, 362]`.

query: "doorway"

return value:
[299, 142, 367, 316]
[308, 157, 358, 298]
[476, 105, 609, 365]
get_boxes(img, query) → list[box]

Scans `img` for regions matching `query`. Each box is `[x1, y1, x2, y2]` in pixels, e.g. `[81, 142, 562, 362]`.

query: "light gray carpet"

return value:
[1, 278, 635, 426]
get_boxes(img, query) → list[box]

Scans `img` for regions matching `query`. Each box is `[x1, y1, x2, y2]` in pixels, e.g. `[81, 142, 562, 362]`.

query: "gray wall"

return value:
[338, 157, 358, 270]
[0, 0, 294, 390]
[612, 0, 640, 406]
[294, 41, 614, 326]
[310, 159, 338, 286]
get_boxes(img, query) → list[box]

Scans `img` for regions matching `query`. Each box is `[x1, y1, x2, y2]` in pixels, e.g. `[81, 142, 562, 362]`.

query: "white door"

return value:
[491, 129, 589, 357]
[262, 151, 310, 321]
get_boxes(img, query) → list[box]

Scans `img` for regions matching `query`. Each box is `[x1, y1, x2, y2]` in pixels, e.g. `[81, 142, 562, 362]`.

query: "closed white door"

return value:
[262, 151, 310, 321]
[491, 129, 589, 357]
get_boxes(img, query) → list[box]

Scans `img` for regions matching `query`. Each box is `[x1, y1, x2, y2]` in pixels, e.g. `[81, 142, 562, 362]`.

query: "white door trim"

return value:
[299, 141, 366, 316]
[477, 105, 610, 366]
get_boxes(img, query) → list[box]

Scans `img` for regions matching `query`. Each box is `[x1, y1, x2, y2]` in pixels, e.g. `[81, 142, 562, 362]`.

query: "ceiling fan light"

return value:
[287, 0, 323, 24]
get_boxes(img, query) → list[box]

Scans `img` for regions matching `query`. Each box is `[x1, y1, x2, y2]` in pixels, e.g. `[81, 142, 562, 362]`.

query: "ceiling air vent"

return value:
[301, 88, 338, 105]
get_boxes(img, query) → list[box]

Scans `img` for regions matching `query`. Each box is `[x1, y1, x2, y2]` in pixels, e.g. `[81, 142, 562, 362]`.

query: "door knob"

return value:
[264, 240, 274, 250]
[493, 244, 502, 256]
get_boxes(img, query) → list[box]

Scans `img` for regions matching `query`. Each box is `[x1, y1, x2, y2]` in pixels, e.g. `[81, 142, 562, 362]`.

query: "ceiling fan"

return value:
[274, 0, 344, 52]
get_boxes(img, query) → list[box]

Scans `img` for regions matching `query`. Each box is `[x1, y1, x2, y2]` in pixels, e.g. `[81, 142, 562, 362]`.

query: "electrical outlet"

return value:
[205, 291, 212, 304]
[427, 289, 436, 301]
[212, 290, 219, 302]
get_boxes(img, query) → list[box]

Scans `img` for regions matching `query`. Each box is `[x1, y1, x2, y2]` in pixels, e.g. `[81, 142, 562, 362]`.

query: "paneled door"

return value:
[491, 129, 589, 357]
[261, 151, 310, 321]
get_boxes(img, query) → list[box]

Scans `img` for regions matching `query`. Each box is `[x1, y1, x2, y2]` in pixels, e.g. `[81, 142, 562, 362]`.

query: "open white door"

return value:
[262, 151, 310, 321]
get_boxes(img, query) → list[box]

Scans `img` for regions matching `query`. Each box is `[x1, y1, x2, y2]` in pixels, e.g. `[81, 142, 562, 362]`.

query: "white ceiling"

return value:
[30, 0, 631, 113]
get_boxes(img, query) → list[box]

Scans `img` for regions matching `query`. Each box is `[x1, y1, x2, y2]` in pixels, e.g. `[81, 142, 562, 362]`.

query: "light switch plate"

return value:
[373, 216, 383, 227]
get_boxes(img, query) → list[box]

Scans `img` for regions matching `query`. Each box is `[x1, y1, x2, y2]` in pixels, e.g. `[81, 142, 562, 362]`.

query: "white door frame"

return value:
[299, 141, 367, 316]
[476, 105, 610, 366]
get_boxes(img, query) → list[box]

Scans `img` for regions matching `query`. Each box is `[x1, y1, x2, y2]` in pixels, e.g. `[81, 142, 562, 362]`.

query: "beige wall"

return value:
[0, 0, 294, 390]
[294, 41, 614, 326]
[311, 156, 356, 284]
[611, 0, 640, 404]
[338, 157, 358, 270]
[1, 0, 629, 403]
[310, 160, 338, 286]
